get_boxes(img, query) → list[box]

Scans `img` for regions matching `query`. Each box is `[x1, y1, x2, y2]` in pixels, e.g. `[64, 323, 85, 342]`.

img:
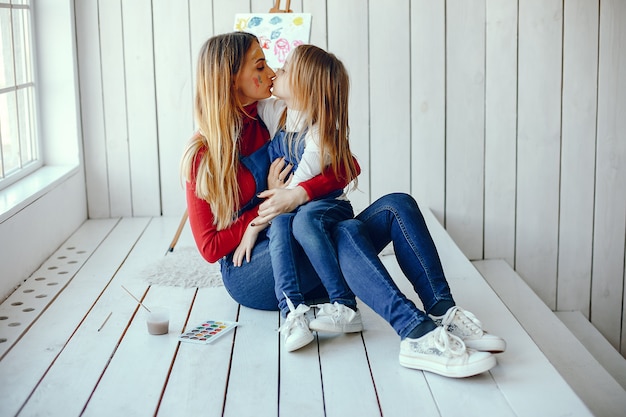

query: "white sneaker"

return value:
[399, 327, 496, 378]
[279, 295, 314, 352]
[430, 306, 506, 353]
[309, 302, 363, 333]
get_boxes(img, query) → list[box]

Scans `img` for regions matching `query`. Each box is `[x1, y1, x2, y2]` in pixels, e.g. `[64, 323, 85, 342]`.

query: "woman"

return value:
[181, 32, 505, 378]
[181, 32, 346, 310]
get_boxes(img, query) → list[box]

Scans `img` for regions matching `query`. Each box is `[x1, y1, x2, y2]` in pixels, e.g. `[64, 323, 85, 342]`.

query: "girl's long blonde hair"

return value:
[180, 32, 257, 230]
[284, 45, 359, 188]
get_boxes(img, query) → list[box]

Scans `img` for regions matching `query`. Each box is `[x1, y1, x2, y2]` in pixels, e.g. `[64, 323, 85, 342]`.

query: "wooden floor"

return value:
[0, 210, 605, 416]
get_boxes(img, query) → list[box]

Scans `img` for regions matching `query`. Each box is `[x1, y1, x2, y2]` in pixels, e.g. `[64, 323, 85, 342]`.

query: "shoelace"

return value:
[431, 326, 466, 357]
[278, 292, 310, 335]
[441, 306, 483, 336]
[314, 302, 346, 323]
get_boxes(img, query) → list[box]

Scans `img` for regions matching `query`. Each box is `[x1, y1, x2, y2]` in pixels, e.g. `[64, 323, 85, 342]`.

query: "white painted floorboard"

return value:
[474, 259, 626, 417]
[555, 310, 626, 391]
[0, 211, 597, 416]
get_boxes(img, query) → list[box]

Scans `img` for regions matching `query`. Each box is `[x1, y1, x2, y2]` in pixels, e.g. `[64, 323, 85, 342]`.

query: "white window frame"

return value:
[0, 0, 42, 191]
[0, 0, 82, 223]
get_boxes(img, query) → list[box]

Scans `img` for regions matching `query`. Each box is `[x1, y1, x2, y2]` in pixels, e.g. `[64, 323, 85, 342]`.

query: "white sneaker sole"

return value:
[465, 337, 507, 353]
[398, 352, 497, 378]
[309, 320, 363, 333]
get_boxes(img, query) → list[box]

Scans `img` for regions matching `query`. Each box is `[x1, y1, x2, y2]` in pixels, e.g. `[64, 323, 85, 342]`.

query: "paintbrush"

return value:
[121, 285, 151, 313]
[97, 312, 112, 332]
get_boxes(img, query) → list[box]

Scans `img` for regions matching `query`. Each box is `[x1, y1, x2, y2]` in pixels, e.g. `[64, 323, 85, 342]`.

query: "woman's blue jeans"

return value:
[219, 229, 328, 311]
[219, 192, 454, 338]
[334, 193, 454, 338]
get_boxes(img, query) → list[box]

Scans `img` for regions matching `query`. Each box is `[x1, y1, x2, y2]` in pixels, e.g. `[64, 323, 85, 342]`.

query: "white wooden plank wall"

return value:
[123, 0, 161, 217]
[593, 0, 626, 356]
[75, 0, 626, 355]
[483, 0, 517, 266]
[411, 0, 446, 223]
[445, 0, 485, 261]
[369, 1, 411, 200]
[516, 0, 563, 310]
[558, 0, 598, 319]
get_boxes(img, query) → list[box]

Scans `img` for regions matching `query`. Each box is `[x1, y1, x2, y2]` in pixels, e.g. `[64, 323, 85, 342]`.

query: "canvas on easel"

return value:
[234, 2, 311, 70]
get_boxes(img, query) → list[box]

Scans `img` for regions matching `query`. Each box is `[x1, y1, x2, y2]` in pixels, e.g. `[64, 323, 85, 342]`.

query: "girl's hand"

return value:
[252, 187, 309, 226]
[233, 223, 267, 266]
[267, 157, 293, 189]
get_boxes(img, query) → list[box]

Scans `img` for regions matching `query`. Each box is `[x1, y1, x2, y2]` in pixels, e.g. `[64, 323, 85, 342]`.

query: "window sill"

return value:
[0, 165, 80, 223]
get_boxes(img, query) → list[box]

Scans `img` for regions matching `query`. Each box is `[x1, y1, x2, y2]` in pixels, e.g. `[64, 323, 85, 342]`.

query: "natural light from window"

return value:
[0, 0, 39, 190]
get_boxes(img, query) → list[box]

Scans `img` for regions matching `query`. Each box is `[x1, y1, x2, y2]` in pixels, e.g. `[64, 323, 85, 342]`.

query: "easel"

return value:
[269, 0, 292, 13]
[165, 210, 188, 255]
[165, 0, 293, 255]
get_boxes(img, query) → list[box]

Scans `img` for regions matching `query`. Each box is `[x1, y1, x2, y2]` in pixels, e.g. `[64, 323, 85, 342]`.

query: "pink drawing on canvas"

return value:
[274, 38, 290, 64]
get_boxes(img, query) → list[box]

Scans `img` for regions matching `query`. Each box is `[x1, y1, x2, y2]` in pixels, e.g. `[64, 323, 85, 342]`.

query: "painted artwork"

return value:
[234, 13, 312, 70]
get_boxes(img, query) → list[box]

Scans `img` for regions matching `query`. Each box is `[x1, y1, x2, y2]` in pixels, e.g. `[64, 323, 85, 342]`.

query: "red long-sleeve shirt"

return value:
[186, 102, 352, 263]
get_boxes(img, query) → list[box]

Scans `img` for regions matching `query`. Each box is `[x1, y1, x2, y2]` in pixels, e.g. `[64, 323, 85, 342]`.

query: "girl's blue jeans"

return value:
[219, 192, 454, 338]
[268, 197, 356, 317]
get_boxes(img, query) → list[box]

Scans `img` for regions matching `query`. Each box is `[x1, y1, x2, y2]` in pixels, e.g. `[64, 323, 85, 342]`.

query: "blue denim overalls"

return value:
[236, 141, 271, 217]
[267, 129, 305, 171]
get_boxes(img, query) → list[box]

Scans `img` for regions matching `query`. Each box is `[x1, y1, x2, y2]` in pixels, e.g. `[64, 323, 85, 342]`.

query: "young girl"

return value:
[256, 45, 362, 352]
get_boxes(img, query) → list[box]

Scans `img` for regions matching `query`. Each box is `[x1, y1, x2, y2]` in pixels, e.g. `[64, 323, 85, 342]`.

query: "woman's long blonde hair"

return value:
[284, 45, 359, 188]
[180, 32, 257, 230]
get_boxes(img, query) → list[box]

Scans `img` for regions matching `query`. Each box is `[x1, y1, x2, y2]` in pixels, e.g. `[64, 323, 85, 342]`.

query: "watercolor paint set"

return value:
[178, 320, 239, 344]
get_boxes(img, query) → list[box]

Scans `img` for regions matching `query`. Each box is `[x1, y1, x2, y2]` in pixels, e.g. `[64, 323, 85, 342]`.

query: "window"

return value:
[0, 0, 39, 190]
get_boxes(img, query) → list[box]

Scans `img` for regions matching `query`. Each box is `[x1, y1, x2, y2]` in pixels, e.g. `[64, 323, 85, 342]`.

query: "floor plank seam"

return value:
[360, 332, 383, 417]
[221, 304, 241, 416]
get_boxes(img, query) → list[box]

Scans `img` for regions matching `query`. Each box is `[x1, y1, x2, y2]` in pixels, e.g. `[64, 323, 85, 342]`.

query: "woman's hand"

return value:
[267, 157, 293, 189]
[232, 223, 267, 266]
[252, 187, 309, 226]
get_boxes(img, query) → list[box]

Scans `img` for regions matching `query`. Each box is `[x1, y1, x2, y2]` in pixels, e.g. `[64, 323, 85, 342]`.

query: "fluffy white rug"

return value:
[142, 246, 223, 288]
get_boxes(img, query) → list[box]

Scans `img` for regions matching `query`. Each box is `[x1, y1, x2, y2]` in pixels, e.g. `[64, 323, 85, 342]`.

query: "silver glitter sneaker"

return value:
[430, 306, 506, 353]
[399, 326, 496, 378]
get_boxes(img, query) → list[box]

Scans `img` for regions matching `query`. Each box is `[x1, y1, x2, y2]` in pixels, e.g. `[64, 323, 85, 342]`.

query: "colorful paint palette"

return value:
[178, 320, 238, 344]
